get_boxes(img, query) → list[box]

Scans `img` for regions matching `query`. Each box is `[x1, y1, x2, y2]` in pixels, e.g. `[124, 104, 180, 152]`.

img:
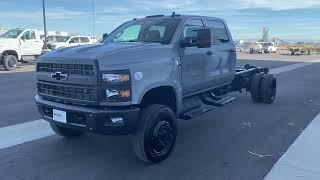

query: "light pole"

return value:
[92, 0, 95, 38]
[42, 0, 47, 49]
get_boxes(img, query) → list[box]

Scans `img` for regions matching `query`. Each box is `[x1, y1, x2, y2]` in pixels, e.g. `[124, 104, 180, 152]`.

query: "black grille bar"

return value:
[37, 82, 97, 103]
[37, 63, 94, 76]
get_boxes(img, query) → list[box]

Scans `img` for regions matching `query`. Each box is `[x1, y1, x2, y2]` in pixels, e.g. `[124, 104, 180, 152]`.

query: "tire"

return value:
[2, 55, 18, 71]
[250, 73, 264, 103]
[50, 123, 84, 138]
[260, 74, 277, 104]
[132, 104, 177, 163]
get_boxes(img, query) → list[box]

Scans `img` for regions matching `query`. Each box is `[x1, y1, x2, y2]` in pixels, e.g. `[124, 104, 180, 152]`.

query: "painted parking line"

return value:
[0, 61, 317, 150]
[0, 119, 54, 150]
[264, 113, 320, 180]
[270, 62, 314, 75]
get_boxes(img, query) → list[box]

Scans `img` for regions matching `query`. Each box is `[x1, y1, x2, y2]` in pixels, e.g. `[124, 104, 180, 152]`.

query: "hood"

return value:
[42, 42, 165, 59]
[39, 42, 178, 70]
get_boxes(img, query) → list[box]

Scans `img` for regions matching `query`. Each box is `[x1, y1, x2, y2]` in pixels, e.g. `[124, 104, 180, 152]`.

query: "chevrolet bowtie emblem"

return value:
[51, 72, 68, 81]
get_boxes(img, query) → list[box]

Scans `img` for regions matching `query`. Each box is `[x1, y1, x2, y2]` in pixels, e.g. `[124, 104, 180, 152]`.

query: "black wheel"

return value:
[132, 104, 177, 163]
[250, 73, 264, 103]
[260, 74, 277, 104]
[50, 123, 84, 138]
[2, 55, 18, 71]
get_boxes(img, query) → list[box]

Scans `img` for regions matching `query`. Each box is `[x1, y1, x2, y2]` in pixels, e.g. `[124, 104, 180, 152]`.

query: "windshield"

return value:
[0, 29, 23, 39]
[103, 18, 180, 44]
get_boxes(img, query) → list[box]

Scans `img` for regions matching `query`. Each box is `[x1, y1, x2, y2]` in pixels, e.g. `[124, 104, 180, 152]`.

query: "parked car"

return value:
[35, 13, 277, 163]
[48, 36, 94, 50]
[0, 28, 43, 71]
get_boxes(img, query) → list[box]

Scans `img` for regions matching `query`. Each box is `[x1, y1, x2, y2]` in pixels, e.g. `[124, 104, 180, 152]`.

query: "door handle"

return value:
[206, 51, 213, 55]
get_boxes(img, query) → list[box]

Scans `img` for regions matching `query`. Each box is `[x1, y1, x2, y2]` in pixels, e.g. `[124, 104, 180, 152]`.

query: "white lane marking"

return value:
[0, 61, 317, 150]
[270, 62, 314, 75]
[265, 113, 320, 180]
[0, 120, 54, 150]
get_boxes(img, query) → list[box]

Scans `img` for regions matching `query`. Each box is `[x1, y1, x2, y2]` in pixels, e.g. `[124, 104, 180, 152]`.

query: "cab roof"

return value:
[134, 13, 225, 22]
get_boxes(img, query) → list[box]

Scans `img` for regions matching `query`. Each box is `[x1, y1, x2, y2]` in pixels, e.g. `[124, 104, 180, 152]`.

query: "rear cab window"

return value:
[182, 19, 204, 39]
[206, 19, 230, 44]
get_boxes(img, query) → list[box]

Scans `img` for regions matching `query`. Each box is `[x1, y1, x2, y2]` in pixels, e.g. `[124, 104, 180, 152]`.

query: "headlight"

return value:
[105, 88, 131, 101]
[102, 72, 130, 85]
[101, 70, 131, 102]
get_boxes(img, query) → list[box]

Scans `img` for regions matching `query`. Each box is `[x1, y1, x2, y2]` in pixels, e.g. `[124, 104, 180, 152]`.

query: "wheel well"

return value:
[2, 50, 19, 59]
[140, 86, 177, 113]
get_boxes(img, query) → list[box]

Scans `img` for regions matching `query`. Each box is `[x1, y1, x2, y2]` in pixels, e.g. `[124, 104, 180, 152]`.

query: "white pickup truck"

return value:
[0, 28, 43, 71]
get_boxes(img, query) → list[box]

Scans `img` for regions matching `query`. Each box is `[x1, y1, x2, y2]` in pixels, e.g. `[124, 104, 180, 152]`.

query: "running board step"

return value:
[201, 95, 236, 107]
[180, 104, 215, 120]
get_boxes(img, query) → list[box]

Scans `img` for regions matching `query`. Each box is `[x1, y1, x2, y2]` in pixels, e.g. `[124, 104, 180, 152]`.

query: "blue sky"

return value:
[0, 0, 319, 41]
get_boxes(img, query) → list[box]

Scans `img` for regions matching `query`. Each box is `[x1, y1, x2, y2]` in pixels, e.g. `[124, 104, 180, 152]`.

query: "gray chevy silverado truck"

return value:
[35, 13, 277, 163]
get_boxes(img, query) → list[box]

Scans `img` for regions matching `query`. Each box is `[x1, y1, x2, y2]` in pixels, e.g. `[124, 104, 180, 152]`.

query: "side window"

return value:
[80, 37, 90, 43]
[70, 37, 80, 43]
[148, 25, 165, 38]
[182, 19, 204, 39]
[30, 31, 36, 39]
[206, 20, 229, 44]
[21, 30, 36, 40]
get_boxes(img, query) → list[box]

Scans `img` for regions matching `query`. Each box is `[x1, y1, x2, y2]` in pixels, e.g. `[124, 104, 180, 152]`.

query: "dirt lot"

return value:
[238, 50, 320, 62]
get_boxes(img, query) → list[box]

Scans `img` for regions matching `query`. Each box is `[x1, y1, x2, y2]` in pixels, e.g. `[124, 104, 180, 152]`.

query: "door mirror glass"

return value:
[180, 37, 197, 47]
[196, 28, 212, 48]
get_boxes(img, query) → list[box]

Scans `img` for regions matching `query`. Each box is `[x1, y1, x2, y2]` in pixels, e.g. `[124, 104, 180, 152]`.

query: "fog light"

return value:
[111, 117, 123, 124]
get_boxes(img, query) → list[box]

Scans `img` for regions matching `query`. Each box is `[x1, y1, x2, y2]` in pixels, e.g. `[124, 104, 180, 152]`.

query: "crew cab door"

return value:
[205, 19, 236, 86]
[179, 18, 213, 95]
[20, 30, 43, 55]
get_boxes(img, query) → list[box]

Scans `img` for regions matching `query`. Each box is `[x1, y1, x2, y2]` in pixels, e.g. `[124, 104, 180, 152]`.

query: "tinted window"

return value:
[0, 29, 23, 39]
[113, 25, 141, 42]
[206, 20, 229, 43]
[22, 30, 36, 40]
[182, 19, 204, 38]
[70, 37, 80, 43]
[80, 37, 90, 43]
[103, 18, 180, 44]
[47, 36, 55, 42]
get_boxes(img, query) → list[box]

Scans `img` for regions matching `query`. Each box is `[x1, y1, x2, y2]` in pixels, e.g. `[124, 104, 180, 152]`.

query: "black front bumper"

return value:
[35, 95, 140, 135]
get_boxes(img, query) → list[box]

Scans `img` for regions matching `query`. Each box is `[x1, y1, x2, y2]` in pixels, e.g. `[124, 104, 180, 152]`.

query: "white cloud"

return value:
[234, 0, 320, 10]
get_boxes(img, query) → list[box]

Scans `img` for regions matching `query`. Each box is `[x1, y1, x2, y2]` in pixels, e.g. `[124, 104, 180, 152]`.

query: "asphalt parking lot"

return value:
[0, 53, 320, 180]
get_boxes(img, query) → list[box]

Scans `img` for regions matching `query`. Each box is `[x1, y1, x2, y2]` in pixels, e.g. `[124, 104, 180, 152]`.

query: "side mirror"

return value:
[196, 28, 212, 48]
[102, 33, 108, 40]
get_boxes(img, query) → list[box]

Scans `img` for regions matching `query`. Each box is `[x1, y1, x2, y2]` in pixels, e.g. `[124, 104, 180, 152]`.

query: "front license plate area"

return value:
[53, 109, 67, 123]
